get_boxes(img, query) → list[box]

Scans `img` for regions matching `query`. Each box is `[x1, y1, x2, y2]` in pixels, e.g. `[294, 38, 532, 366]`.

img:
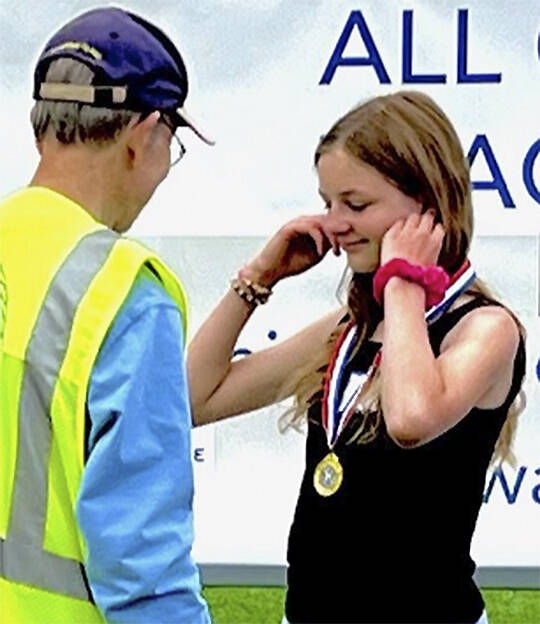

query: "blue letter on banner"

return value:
[320, 10, 391, 85]
[533, 469, 540, 504]
[194, 448, 205, 463]
[402, 10, 446, 83]
[483, 466, 527, 504]
[467, 135, 515, 208]
[457, 10, 501, 83]
[523, 139, 540, 204]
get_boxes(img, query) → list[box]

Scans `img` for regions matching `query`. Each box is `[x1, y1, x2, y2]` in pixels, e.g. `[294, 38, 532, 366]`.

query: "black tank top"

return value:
[285, 297, 525, 624]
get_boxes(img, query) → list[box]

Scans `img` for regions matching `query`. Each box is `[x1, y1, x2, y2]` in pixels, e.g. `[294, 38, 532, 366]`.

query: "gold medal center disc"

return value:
[313, 452, 343, 497]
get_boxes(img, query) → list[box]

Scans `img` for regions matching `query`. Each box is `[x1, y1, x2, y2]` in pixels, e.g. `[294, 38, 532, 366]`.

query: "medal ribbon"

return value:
[322, 260, 476, 449]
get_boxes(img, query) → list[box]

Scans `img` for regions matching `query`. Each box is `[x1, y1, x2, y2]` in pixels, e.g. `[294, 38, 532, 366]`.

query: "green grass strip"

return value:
[202, 587, 540, 624]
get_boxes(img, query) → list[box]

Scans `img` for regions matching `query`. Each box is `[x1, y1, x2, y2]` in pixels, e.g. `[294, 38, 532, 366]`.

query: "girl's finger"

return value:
[433, 223, 445, 240]
[328, 231, 340, 256]
[319, 219, 340, 256]
[283, 217, 321, 240]
[308, 226, 325, 256]
[404, 213, 421, 230]
[386, 218, 405, 237]
[419, 211, 435, 231]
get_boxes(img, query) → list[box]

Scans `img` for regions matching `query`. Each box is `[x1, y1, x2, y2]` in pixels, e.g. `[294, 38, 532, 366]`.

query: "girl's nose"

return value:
[324, 205, 352, 235]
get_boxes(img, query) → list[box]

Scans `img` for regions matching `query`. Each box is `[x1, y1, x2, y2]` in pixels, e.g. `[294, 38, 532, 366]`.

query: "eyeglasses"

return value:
[160, 117, 186, 167]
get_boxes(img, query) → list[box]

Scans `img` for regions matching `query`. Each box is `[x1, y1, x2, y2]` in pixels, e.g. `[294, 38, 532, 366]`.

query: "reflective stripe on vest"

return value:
[0, 229, 117, 599]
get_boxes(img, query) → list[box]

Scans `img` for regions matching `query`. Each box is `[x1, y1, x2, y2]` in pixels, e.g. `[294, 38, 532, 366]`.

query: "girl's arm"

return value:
[379, 212, 520, 447]
[188, 215, 342, 425]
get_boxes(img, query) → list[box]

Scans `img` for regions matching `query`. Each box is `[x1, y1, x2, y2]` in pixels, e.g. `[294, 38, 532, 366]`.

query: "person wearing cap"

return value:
[0, 7, 212, 624]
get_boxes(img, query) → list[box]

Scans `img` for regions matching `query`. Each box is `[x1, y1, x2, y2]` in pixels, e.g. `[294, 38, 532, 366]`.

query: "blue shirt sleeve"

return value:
[76, 267, 211, 624]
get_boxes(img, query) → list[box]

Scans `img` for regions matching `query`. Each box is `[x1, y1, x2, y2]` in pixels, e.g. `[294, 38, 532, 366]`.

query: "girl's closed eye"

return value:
[345, 200, 370, 212]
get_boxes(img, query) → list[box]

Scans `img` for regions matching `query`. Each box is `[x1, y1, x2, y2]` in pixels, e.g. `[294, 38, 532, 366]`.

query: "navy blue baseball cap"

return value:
[34, 7, 214, 144]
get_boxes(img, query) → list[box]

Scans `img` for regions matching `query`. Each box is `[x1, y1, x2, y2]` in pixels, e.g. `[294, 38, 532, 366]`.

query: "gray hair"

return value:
[31, 58, 136, 144]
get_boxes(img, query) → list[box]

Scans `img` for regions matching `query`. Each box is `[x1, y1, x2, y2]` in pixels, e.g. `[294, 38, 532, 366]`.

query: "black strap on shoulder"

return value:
[429, 294, 526, 409]
[428, 294, 498, 354]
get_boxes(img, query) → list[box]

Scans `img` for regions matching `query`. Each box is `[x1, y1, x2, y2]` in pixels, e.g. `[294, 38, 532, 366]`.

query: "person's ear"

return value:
[124, 111, 161, 170]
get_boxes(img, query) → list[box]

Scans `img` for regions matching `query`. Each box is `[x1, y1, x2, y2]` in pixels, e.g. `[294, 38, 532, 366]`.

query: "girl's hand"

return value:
[242, 215, 338, 286]
[380, 211, 445, 267]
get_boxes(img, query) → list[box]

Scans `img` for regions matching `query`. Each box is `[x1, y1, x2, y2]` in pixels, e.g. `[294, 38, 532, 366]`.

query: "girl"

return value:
[188, 91, 526, 624]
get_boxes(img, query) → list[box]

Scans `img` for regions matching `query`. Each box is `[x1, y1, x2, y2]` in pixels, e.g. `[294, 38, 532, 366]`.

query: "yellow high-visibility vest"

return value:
[0, 187, 188, 624]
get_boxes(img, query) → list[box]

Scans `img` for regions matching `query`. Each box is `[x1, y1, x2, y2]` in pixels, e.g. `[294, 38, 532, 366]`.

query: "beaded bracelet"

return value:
[230, 275, 273, 306]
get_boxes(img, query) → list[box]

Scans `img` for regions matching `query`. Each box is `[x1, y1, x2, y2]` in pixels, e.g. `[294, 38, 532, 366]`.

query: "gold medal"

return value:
[313, 452, 343, 497]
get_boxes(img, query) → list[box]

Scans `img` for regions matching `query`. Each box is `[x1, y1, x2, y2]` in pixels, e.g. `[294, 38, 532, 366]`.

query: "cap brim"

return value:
[175, 106, 215, 146]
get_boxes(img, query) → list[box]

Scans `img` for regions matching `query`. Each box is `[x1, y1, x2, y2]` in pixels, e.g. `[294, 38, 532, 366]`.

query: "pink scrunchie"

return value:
[373, 258, 450, 308]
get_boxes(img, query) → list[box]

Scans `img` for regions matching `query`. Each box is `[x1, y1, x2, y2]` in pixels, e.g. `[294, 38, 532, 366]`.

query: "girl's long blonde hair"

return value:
[281, 91, 525, 465]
